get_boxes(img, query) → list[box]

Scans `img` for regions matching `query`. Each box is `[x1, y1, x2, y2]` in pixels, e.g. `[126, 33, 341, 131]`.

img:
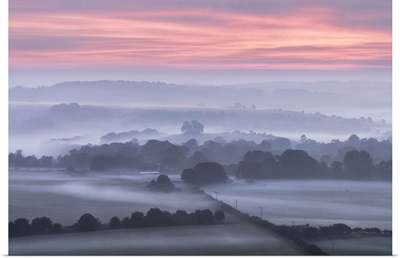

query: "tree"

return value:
[130, 211, 144, 227]
[9, 222, 16, 237]
[52, 223, 63, 233]
[213, 210, 225, 221]
[192, 209, 214, 224]
[343, 150, 373, 179]
[109, 216, 121, 229]
[172, 210, 191, 225]
[31, 217, 53, 233]
[181, 120, 204, 134]
[89, 155, 107, 171]
[191, 120, 204, 133]
[147, 175, 176, 192]
[331, 223, 352, 235]
[237, 151, 278, 179]
[279, 149, 320, 178]
[121, 217, 131, 228]
[76, 213, 101, 231]
[186, 151, 208, 168]
[13, 218, 31, 236]
[181, 162, 228, 184]
[346, 134, 360, 146]
[376, 159, 392, 180]
[329, 161, 344, 177]
[146, 208, 170, 226]
[181, 121, 192, 134]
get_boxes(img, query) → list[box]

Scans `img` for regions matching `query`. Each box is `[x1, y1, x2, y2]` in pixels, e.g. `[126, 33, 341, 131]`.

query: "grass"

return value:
[9, 221, 305, 255]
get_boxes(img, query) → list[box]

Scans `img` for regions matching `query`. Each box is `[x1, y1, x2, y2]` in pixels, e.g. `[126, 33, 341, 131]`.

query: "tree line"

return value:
[9, 137, 391, 181]
[9, 208, 225, 238]
[235, 149, 391, 180]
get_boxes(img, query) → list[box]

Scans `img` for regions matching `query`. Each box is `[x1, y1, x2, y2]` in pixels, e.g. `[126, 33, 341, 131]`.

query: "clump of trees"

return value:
[181, 162, 228, 184]
[181, 120, 204, 134]
[236, 149, 391, 180]
[110, 208, 224, 228]
[275, 223, 391, 239]
[147, 174, 178, 192]
[9, 217, 62, 237]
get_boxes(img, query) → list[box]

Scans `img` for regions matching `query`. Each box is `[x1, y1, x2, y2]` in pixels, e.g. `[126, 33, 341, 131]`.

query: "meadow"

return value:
[203, 179, 392, 229]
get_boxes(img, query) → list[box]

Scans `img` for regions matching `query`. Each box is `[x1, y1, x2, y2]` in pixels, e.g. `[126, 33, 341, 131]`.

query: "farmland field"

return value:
[9, 169, 216, 225]
[311, 236, 392, 255]
[203, 179, 392, 229]
[9, 169, 392, 255]
[9, 222, 305, 255]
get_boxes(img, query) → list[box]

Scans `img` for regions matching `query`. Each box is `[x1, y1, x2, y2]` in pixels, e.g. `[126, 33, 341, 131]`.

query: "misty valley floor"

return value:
[9, 169, 392, 255]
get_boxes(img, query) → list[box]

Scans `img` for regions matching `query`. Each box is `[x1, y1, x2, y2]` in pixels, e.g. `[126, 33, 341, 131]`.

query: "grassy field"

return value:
[311, 236, 392, 255]
[9, 169, 216, 225]
[9, 220, 305, 255]
[9, 169, 392, 255]
[204, 179, 392, 229]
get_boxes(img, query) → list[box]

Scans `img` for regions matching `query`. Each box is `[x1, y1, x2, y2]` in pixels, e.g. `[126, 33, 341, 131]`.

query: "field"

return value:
[9, 169, 216, 225]
[9, 169, 306, 255]
[9, 169, 392, 255]
[203, 179, 392, 229]
[9, 221, 305, 255]
[312, 236, 392, 255]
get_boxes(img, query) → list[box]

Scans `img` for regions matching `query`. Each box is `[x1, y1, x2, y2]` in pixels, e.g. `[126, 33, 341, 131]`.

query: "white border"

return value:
[0, 0, 8, 255]
[392, 0, 398, 256]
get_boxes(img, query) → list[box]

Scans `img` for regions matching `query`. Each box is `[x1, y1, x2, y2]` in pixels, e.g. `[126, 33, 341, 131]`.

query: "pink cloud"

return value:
[9, 2, 391, 71]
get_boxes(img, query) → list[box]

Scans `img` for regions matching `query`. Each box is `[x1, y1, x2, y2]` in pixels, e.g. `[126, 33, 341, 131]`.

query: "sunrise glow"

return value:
[9, 0, 391, 72]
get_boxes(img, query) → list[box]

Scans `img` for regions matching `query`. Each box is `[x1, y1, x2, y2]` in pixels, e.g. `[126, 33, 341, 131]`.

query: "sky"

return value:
[8, 0, 392, 87]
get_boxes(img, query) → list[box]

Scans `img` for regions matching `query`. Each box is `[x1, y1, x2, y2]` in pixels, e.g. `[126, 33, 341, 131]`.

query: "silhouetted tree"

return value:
[121, 217, 131, 228]
[181, 162, 228, 184]
[237, 151, 278, 178]
[76, 213, 101, 231]
[146, 208, 167, 226]
[192, 209, 214, 224]
[331, 223, 352, 235]
[213, 210, 225, 221]
[343, 150, 373, 179]
[181, 120, 204, 134]
[9, 222, 16, 237]
[130, 211, 145, 227]
[13, 218, 31, 236]
[31, 217, 53, 233]
[181, 121, 192, 134]
[183, 139, 199, 153]
[279, 149, 320, 178]
[186, 151, 208, 168]
[147, 174, 176, 192]
[51, 223, 63, 233]
[329, 161, 344, 177]
[271, 137, 291, 151]
[89, 155, 107, 171]
[109, 216, 121, 229]
[376, 159, 392, 180]
[172, 210, 191, 225]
